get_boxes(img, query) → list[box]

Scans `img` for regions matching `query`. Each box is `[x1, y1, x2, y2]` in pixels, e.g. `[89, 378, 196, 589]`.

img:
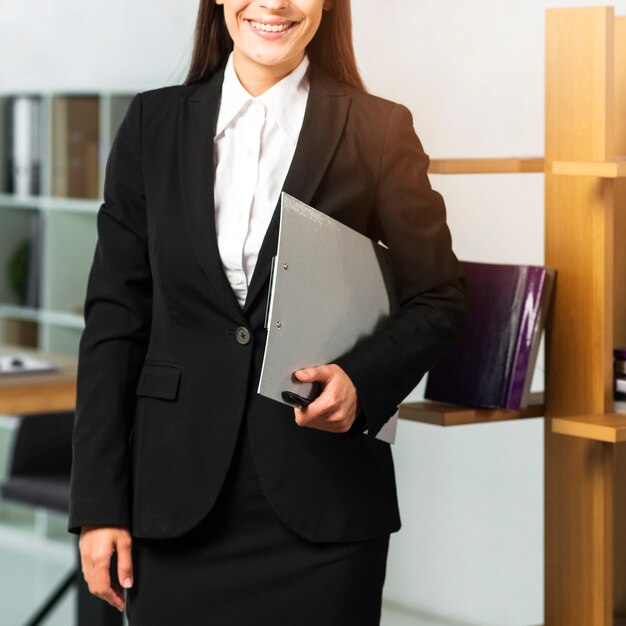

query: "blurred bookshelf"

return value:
[0, 92, 134, 356]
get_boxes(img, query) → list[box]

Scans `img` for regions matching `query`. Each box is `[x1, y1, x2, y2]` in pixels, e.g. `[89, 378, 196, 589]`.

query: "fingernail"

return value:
[123, 577, 133, 588]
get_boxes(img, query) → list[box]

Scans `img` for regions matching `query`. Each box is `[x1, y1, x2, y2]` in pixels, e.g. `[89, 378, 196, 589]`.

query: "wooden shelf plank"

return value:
[42, 196, 101, 213]
[0, 305, 85, 329]
[0, 305, 41, 323]
[551, 414, 626, 443]
[0, 193, 41, 210]
[399, 400, 545, 426]
[428, 157, 544, 175]
[0, 193, 101, 213]
[551, 159, 626, 178]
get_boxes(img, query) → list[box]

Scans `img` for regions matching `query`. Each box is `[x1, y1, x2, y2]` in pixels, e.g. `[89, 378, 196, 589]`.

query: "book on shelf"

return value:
[52, 96, 99, 199]
[4, 96, 42, 196]
[424, 261, 555, 411]
[4, 319, 38, 347]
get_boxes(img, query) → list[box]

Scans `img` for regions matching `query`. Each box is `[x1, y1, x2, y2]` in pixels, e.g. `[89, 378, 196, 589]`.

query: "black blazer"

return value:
[68, 62, 466, 542]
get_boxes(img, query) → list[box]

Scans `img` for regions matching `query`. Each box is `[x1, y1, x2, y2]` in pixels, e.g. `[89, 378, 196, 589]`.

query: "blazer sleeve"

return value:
[67, 93, 152, 534]
[333, 103, 467, 440]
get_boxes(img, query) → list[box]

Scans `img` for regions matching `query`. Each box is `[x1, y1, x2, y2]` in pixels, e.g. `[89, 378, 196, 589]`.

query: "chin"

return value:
[249, 49, 299, 68]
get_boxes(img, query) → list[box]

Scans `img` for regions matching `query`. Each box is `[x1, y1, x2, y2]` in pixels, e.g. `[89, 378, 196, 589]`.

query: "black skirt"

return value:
[125, 415, 390, 626]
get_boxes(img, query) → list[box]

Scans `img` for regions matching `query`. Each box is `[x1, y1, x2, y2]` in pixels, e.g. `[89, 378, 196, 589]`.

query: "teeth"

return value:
[250, 20, 293, 33]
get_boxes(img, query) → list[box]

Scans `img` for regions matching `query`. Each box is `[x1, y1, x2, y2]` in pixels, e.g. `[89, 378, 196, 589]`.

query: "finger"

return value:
[296, 411, 351, 432]
[294, 382, 356, 431]
[79, 543, 89, 581]
[102, 583, 126, 612]
[294, 391, 334, 425]
[294, 406, 324, 427]
[107, 584, 126, 610]
[295, 402, 349, 430]
[293, 365, 332, 383]
[116, 534, 134, 590]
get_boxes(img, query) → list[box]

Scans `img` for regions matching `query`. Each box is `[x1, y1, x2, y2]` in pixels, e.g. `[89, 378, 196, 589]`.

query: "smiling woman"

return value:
[186, 0, 365, 91]
[215, 0, 328, 93]
[69, 0, 466, 624]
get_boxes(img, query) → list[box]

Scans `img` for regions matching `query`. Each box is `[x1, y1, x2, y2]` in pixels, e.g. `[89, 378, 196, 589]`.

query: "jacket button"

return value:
[235, 326, 251, 345]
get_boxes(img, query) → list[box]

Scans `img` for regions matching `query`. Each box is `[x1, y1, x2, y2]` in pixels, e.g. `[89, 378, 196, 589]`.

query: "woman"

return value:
[69, 1, 466, 624]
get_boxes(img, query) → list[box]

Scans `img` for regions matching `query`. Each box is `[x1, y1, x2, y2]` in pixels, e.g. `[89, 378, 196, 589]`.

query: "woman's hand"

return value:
[78, 525, 134, 612]
[292, 364, 361, 433]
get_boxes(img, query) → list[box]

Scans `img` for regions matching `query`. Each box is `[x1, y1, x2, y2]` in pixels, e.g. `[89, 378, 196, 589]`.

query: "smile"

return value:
[246, 19, 299, 34]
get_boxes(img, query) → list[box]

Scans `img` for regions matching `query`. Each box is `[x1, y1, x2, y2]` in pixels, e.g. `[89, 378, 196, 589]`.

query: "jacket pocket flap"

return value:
[135, 363, 181, 400]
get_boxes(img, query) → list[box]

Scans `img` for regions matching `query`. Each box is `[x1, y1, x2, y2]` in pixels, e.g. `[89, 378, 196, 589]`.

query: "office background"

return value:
[1, 0, 623, 625]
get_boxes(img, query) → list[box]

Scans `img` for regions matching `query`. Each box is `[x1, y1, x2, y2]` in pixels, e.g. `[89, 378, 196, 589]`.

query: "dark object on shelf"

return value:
[614, 348, 626, 401]
[4, 318, 38, 346]
[7, 238, 29, 304]
[425, 261, 555, 410]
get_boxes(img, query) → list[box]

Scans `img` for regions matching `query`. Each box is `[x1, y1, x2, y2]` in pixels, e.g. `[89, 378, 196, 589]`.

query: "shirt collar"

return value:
[215, 52, 310, 144]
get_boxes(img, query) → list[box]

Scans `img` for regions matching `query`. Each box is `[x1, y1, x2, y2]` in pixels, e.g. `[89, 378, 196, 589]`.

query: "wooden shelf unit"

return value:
[398, 7, 626, 625]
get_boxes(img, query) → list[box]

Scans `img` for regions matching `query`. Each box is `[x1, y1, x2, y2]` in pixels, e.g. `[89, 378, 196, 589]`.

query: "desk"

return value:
[0, 343, 76, 414]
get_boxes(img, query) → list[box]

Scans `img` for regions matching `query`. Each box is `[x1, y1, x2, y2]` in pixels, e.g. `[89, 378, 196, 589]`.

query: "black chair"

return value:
[0, 411, 123, 626]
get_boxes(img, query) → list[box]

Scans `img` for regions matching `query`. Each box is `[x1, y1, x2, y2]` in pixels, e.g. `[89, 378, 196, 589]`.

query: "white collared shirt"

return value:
[213, 52, 310, 308]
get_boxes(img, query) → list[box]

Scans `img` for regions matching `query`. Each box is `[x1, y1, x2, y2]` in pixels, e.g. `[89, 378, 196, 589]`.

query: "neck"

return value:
[232, 50, 305, 97]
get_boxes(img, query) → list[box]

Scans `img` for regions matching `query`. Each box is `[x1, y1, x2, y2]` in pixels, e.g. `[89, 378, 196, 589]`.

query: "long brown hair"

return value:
[184, 1, 366, 92]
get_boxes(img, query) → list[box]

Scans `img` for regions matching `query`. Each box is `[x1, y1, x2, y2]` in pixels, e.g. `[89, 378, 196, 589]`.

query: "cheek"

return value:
[301, 4, 325, 38]
[229, 0, 251, 11]
[298, 0, 326, 12]
[303, 18, 324, 47]
[305, 0, 326, 20]
[220, 14, 235, 40]
[223, 1, 250, 33]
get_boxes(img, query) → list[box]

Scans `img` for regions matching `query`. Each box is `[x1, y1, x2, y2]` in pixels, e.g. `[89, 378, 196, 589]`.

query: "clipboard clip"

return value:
[264, 256, 278, 330]
[281, 381, 322, 408]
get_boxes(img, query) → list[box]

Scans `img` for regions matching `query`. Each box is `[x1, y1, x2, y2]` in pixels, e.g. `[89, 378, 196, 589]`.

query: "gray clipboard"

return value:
[257, 193, 398, 443]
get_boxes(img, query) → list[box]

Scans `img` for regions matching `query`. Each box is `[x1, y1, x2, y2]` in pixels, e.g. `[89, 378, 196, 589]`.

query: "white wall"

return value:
[2, 1, 625, 625]
[0, 1, 198, 92]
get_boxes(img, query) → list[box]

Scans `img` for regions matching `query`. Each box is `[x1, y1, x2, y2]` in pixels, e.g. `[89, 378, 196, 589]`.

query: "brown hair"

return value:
[184, 0, 366, 92]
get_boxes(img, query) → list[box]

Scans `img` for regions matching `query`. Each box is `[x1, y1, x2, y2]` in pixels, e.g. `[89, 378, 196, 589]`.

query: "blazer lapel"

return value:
[178, 66, 247, 321]
[243, 66, 351, 313]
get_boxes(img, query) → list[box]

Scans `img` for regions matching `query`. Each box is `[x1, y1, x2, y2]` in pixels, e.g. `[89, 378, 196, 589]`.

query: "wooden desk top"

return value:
[0, 344, 77, 415]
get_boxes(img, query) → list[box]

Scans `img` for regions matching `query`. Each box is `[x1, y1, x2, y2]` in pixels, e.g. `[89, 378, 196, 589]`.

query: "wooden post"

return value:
[545, 7, 626, 625]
